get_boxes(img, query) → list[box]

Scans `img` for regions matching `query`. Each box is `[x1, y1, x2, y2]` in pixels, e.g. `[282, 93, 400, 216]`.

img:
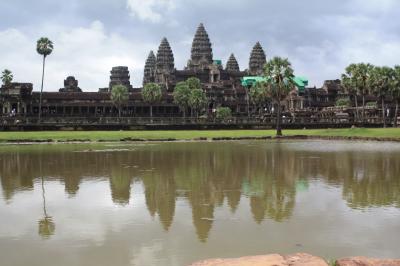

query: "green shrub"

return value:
[216, 107, 232, 121]
[336, 98, 351, 107]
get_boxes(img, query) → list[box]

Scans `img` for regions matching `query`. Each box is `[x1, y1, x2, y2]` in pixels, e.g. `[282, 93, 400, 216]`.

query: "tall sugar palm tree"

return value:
[355, 63, 374, 122]
[36, 37, 54, 123]
[392, 65, 400, 127]
[370, 66, 394, 128]
[1, 69, 13, 86]
[341, 64, 360, 121]
[189, 88, 207, 118]
[173, 81, 191, 118]
[111, 85, 129, 118]
[263, 57, 295, 136]
[249, 81, 267, 116]
[142, 83, 162, 120]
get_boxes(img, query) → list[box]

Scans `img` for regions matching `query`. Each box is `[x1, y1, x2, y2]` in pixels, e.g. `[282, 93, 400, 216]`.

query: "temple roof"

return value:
[226, 53, 240, 72]
[190, 23, 213, 65]
[249, 42, 266, 75]
[143, 50, 156, 85]
[156, 38, 175, 73]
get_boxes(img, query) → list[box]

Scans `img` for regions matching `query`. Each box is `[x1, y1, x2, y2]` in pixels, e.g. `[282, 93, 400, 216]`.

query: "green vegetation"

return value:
[0, 128, 399, 142]
[393, 66, 400, 127]
[111, 85, 129, 117]
[173, 77, 207, 118]
[36, 37, 54, 123]
[189, 88, 207, 118]
[335, 98, 351, 107]
[249, 81, 267, 115]
[262, 57, 295, 136]
[173, 81, 191, 117]
[341, 63, 374, 121]
[142, 83, 162, 118]
[1, 69, 13, 86]
[341, 63, 400, 127]
[215, 107, 232, 121]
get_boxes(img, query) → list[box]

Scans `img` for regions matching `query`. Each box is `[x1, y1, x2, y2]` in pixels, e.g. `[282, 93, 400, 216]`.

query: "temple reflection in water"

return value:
[0, 141, 399, 242]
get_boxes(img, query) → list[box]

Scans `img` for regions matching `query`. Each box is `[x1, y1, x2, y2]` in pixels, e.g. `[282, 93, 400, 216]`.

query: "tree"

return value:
[173, 81, 191, 118]
[186, 77, 201, 91]
[111, 85, 129, 118]
[335, 97, 351, 107]
[393, 66, 400, 127]
[249, 81, 267, 116]
[341, 64, 359, 121]
[1, 69, 13, 86]
[216, 107, 232, 121]
[355, 63, 374, 122]
[370, 66, 394, 128]
[36, 37, 54, 123]
[189, 88, 207, 118]
[263, 57, 295, 136]
[142, 83, 162, 119]
[186, 77, 202, 116]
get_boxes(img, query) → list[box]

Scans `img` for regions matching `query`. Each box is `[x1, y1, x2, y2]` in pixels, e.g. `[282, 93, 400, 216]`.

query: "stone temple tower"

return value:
[226, 53, 240, 72]
[109, 66, 132, 91]
[155, 38, 175, 89]
[248, 42, 266, 75]
[187, 23, 213, 70]
[143, 51, 156, 86]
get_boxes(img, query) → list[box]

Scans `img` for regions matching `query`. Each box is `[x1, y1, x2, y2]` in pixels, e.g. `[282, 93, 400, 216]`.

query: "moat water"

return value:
[0, 140, 399, 266]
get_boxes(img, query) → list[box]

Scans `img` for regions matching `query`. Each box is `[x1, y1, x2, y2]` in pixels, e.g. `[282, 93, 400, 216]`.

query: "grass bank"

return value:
[0, 128, 399, 143]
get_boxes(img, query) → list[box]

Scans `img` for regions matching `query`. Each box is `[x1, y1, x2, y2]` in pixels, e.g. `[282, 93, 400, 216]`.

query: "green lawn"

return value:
[0, 128, 399, 142]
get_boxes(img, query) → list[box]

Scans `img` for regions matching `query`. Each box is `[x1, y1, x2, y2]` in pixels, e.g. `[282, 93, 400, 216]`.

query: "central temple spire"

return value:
[188, 23, 213, 69]
[156, 38, 175, 73]
[249, 42, 267, 75]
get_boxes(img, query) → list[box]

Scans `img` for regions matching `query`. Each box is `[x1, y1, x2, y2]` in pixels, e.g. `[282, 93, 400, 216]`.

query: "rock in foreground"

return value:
[336, 257, 400, 266]
[189, 253, 328, 266]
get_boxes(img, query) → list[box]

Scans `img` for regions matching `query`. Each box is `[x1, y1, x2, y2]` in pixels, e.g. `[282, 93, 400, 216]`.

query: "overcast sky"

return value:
[1, 0, 400, 91]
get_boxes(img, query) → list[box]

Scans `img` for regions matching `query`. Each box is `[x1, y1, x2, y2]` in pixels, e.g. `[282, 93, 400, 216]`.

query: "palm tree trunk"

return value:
[354, 94, 359, 123]
[276, 100, 282, 136]
[362, 94, 365, 123]
[38, 55, 46, 124]
[382, 97, 386, 128]
[150, 104, 153, 123]
[394, 99, 398, 127]
[118, 107, 121, 118]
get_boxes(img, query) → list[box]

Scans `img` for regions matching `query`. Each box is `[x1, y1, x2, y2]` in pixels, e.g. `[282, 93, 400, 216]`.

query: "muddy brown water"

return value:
[0, 140, 399, 266]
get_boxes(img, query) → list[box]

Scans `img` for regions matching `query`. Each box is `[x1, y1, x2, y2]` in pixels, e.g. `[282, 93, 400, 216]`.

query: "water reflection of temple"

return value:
[0, 142, 399, 241]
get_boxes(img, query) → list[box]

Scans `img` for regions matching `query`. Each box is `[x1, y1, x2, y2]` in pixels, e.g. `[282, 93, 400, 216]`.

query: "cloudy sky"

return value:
[1, 0, 400, 91]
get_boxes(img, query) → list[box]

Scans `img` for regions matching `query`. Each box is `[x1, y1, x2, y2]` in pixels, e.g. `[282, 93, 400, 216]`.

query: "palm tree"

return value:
[173, 81, 191, 118]
[370, 66, 394, 128]
[189, 88, 207, 118]
[186, 77, 201, 91]
[342, 64, 360, 121]
[355, 63, 374, 122]
[111, 85, 129, 118]
[393, 66, 400, 127]
[263, 57, 295, 136]
[1, 69, 13, 86]
[249, 81, 267, 116]
[36, 37, 54, 123]
[186, 77, 202, 117]
[142, 83, 162, 120]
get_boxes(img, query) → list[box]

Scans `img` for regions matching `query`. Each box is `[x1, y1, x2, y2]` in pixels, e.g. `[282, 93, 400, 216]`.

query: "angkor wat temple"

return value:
[0, 23, 391, 128]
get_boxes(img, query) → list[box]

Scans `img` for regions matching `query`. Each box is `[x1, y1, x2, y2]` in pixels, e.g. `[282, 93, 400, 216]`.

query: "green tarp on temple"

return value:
[241, 76, 309, 92]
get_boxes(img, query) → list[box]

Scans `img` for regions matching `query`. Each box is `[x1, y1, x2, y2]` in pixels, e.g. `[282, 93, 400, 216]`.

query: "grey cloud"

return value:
[1, 0, 400, 90]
